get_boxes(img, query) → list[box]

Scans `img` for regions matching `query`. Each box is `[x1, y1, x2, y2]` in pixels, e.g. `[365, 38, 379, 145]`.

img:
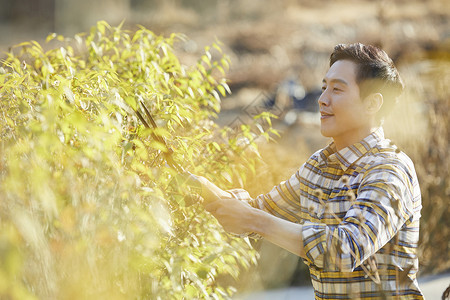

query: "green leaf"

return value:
[211, 90, 221, 103]
[125, 96, 137, 110]
[201, 55, 211, 68]
[0, 21, 260, 300]
[217, 85, 226, 97]
[46, 33, 57, 43]
[149, 140, 168, 152]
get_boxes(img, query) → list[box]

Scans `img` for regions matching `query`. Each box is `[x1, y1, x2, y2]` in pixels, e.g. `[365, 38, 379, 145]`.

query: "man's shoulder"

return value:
[304, 138, 417, 174]
[367, 139, 415, 168]
[361, 140, 418, 183]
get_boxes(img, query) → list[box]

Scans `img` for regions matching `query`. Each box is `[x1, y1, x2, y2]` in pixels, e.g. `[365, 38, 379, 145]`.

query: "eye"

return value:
[321, 86, 327, 91]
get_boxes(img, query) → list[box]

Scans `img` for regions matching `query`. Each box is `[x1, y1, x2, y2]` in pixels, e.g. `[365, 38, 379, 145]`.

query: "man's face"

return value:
[318, 59, 371, 149]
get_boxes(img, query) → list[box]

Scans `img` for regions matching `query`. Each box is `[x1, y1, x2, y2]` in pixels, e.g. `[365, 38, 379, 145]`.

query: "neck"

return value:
[333, 126, 378, 151]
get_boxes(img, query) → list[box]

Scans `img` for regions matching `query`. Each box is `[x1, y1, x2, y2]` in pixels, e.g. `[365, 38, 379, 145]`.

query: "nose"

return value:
[318, 90, 329, 107]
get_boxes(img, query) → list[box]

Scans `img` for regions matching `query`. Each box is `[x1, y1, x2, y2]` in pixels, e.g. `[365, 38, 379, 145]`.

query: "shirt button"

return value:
[317, 209, 324, 218]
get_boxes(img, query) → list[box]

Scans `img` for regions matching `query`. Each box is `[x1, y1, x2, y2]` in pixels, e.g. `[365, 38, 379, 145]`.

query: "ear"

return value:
[364, 93, 383, 115]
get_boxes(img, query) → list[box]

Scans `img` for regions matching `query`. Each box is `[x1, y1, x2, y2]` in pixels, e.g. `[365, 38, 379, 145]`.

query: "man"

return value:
[191, 43, 424, 299]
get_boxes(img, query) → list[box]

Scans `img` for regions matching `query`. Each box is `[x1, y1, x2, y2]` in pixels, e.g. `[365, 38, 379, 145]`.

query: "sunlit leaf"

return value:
[0, 21, 265, 300]
[125, 96, 137, 110]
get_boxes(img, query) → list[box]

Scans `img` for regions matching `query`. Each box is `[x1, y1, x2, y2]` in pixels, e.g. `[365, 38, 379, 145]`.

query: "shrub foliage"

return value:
[0, 21, 275, 299]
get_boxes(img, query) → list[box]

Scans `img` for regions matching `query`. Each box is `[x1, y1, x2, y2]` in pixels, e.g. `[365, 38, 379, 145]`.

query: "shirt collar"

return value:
[319, 127, 384, 171]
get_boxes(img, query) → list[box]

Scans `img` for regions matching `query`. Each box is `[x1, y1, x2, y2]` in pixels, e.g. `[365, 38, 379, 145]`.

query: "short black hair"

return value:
[330, 43, 404, 117]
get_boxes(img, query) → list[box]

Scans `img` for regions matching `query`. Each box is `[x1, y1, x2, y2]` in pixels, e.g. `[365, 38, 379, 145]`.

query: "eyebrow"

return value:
[322, 78, 349, 86]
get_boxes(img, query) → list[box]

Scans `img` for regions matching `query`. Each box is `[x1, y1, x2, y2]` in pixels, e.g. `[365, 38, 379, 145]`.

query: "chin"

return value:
[320, 127, 334, 138]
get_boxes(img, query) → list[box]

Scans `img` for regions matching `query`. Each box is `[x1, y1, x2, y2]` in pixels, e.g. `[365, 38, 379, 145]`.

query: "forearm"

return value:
[250, 208, 306, 259]
[189, 174, 305, 258]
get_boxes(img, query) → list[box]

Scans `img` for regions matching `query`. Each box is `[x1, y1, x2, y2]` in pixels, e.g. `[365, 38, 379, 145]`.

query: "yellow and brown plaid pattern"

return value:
[229, 127, 424, 299]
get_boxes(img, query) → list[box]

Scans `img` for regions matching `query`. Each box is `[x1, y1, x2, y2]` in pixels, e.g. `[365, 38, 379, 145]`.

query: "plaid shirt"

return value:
[229, 127, 424, 299]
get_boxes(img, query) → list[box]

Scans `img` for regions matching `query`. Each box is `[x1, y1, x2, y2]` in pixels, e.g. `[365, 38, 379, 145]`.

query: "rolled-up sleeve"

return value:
[226, 170, 305, 239]
[228, 168, 305, 223]
[302, 162, 415, 272]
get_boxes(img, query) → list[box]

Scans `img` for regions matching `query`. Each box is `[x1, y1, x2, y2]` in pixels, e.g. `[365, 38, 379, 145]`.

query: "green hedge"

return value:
[0, 21, 276, 299]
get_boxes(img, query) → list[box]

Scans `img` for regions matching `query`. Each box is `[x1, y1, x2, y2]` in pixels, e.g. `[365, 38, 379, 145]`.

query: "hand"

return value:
[204, 198, 256, 235]
[185, 173, 232, 205]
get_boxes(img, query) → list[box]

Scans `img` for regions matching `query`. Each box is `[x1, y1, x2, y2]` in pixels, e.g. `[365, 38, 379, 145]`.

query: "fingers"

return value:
[170, 172, 200, 190]
[175, 172, 202, 187]
[205, 200, 221, 214]
[190, 175, 221, 204]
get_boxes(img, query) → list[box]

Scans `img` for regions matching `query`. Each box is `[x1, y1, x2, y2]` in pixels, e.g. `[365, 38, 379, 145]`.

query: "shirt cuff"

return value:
[227, 188, 260, 209]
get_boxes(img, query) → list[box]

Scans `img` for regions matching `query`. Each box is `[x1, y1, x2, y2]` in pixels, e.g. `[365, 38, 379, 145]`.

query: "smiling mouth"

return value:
[320, 112, 334, 119]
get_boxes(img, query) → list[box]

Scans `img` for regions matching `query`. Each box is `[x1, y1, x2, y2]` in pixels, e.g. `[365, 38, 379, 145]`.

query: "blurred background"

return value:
[1, 0, 448, 296]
